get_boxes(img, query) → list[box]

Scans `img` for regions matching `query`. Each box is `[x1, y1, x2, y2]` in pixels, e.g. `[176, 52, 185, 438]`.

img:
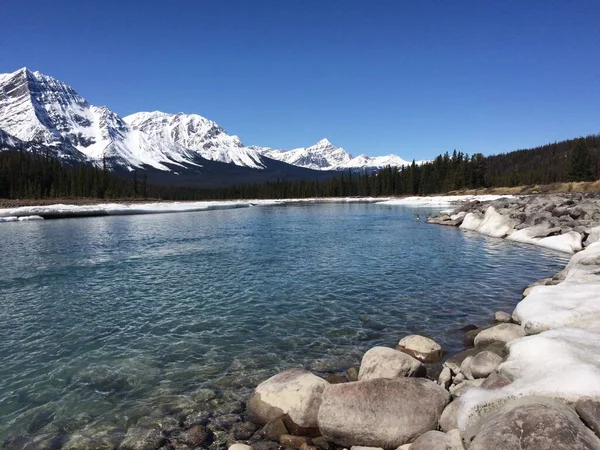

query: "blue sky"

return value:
[1, 1, 600, 160]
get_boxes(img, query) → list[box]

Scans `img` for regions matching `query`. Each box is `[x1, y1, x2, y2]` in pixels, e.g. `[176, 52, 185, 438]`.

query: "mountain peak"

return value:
[316, 138, 332, 146]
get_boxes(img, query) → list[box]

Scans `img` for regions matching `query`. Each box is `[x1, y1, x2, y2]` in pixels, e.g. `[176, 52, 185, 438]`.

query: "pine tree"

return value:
[568, 140, 596, 182]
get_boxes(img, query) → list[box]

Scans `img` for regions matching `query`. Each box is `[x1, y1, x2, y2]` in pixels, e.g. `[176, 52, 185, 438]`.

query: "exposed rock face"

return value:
[248, 369, 328, 433]
[396, 335, 443, 363]
[467, 397, 600, 450]
[358, 347, 424, 380]
[317, 378, 449, 449]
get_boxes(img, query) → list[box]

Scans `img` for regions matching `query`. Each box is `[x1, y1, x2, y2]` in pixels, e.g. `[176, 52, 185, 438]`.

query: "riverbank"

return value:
[223, 194, 600, 450]
[2, 194, 598, 449]
[0, 195, 506, 221]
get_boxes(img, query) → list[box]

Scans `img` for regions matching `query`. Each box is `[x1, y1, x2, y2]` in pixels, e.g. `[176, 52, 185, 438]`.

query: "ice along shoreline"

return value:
[0, 194, 512, 222]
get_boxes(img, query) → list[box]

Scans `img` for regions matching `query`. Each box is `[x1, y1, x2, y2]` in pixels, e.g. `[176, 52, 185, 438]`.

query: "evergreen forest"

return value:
[1, 135, 599, 201]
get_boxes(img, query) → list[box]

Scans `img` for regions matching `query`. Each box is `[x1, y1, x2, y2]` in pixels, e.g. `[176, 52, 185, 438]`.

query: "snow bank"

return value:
[376, 195, 513, 207]
[0, 197, 390, 222]
[458, 206, 517, 238]
[537, 231, 583, 254]
[457, 242, 600, 433]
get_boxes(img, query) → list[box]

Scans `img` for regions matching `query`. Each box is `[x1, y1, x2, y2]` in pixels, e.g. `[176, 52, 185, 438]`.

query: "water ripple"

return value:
[0, 204, 568, 441]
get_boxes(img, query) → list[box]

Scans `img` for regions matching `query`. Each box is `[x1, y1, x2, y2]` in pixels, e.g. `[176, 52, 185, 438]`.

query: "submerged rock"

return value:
[317, 378, 449, 448]
[118, 426, 165, 450]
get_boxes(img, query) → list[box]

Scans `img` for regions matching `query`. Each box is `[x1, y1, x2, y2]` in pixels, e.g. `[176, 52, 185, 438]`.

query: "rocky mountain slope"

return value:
[0, 68, 417, 183]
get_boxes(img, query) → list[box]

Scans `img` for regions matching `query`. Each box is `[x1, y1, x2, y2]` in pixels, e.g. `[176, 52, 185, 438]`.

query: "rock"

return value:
[576, 397, 600, 439]
[468, 351, 503, 379]
[452, 373, 465, 385]
[211, 414, 242, 431]
[449, 379, 484, 398]
[261, 417, 288, 441]
[396, 446, 411, 450]
[179, 425, 213, 446]
[459, 356, 474, 380]
[310, 436, 331, 450]
[437, 367, 452, 389]
[62, 425, 126, 450]
[324, 374, 347, 384]
[252, 441, 279, 450]
[248, 369, 327, 433]
[229, 445, 253, 450]
[584, 226, 600, 247]
[480, 371, 512, 390]
[118, 427, 165, 450]
[346, 367, 359, 382]
[183, 411, 211, 428]
[474, 323, 525, 347]
[445, 429, 466, 450]
[468, 397, 600, 450]
[280, 435, 310, 448]
[358, 347, 424, 380]
[493, 311, 512, 323]
[317, 378, 449, 448]
[409, 431, 447, 450]
[137, 416, 180, 435]
[350, 447, 384, 450]
[537, 231, 583, 254]
[396, 335, 443, 363]
[231, 422, 259, 441]
[299, 445, 318, 450]
[439, 400, 459, 432]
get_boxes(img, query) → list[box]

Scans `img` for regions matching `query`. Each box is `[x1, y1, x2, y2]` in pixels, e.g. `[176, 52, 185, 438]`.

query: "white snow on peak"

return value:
[124, 111, 265, 169]
[0, 67, 420, 173]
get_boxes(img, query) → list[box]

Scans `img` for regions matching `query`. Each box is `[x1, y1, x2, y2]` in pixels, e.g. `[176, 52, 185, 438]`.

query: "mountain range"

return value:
[0, 68, 418, 186]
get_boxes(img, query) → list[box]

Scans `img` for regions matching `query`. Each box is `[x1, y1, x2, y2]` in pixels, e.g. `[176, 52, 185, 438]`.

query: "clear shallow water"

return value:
[0, 203, 568, 442]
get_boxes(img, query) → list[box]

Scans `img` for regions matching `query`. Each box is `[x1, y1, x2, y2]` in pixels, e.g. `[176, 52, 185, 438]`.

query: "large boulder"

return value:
[248, 369, 328, 434]
[468, 397, 600, 450]
[537, 231, 583, 254]
[474, 323, 524, 347]
[317, 378, 449, 449]
[396, 335, 443, 363]
[358, 347, 424, 381]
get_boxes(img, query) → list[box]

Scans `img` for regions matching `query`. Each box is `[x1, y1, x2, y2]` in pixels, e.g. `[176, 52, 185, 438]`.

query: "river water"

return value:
[0, 202, 568, 443]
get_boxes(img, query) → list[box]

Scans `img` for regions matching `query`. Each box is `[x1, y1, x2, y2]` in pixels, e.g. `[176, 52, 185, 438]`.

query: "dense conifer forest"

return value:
[1, 135, 599, 201]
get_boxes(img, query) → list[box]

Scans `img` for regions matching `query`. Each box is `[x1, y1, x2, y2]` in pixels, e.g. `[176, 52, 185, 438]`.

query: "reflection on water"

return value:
[0, 203, 568, 441]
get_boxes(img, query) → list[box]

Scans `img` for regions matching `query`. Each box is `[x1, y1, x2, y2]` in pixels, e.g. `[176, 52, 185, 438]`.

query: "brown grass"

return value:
[445, 180, 600, 196]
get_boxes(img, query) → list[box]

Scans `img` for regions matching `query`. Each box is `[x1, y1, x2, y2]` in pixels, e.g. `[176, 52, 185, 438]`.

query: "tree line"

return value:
[1, 135, 598, 201]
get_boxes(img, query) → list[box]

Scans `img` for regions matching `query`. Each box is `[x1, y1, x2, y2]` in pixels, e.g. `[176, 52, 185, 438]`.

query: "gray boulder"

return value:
[474, 323, 525, 347]
[248, 369, 327, 433]
[449, 379, 484, 398]
[439, 400, 459, 432]
[469, 351, 503, 379]
[468, 397, 600, 450]
[493, 311, 512, 323]
[358, 347, 424, 381]
[317, 378, 449, 448]
[410, 429, 465, 450]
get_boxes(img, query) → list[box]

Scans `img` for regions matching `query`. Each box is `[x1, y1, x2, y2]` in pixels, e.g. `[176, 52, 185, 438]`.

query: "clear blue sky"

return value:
[1, 0, 600, 160]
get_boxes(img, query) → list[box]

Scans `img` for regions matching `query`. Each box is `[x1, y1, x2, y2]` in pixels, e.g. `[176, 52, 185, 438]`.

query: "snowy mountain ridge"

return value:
[0, 67, 417, 173]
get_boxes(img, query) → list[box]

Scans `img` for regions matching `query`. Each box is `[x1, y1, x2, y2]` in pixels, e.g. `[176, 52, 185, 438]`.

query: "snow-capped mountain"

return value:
[124, 111, 264, 169]
[0, 67, 418, 180]
[255, 139, 418, 171]
[255, 138, 352, 170]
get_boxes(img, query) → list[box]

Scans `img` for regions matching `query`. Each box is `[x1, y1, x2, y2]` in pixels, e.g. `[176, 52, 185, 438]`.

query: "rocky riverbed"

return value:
[4, 193, 600, 450]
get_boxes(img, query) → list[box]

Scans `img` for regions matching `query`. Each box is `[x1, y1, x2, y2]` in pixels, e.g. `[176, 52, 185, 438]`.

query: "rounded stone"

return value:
[397, 335, 443, 363]
[317, 378, 449, 448]
[248, 368, 328, 432]
[358, 346, 424, 381]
